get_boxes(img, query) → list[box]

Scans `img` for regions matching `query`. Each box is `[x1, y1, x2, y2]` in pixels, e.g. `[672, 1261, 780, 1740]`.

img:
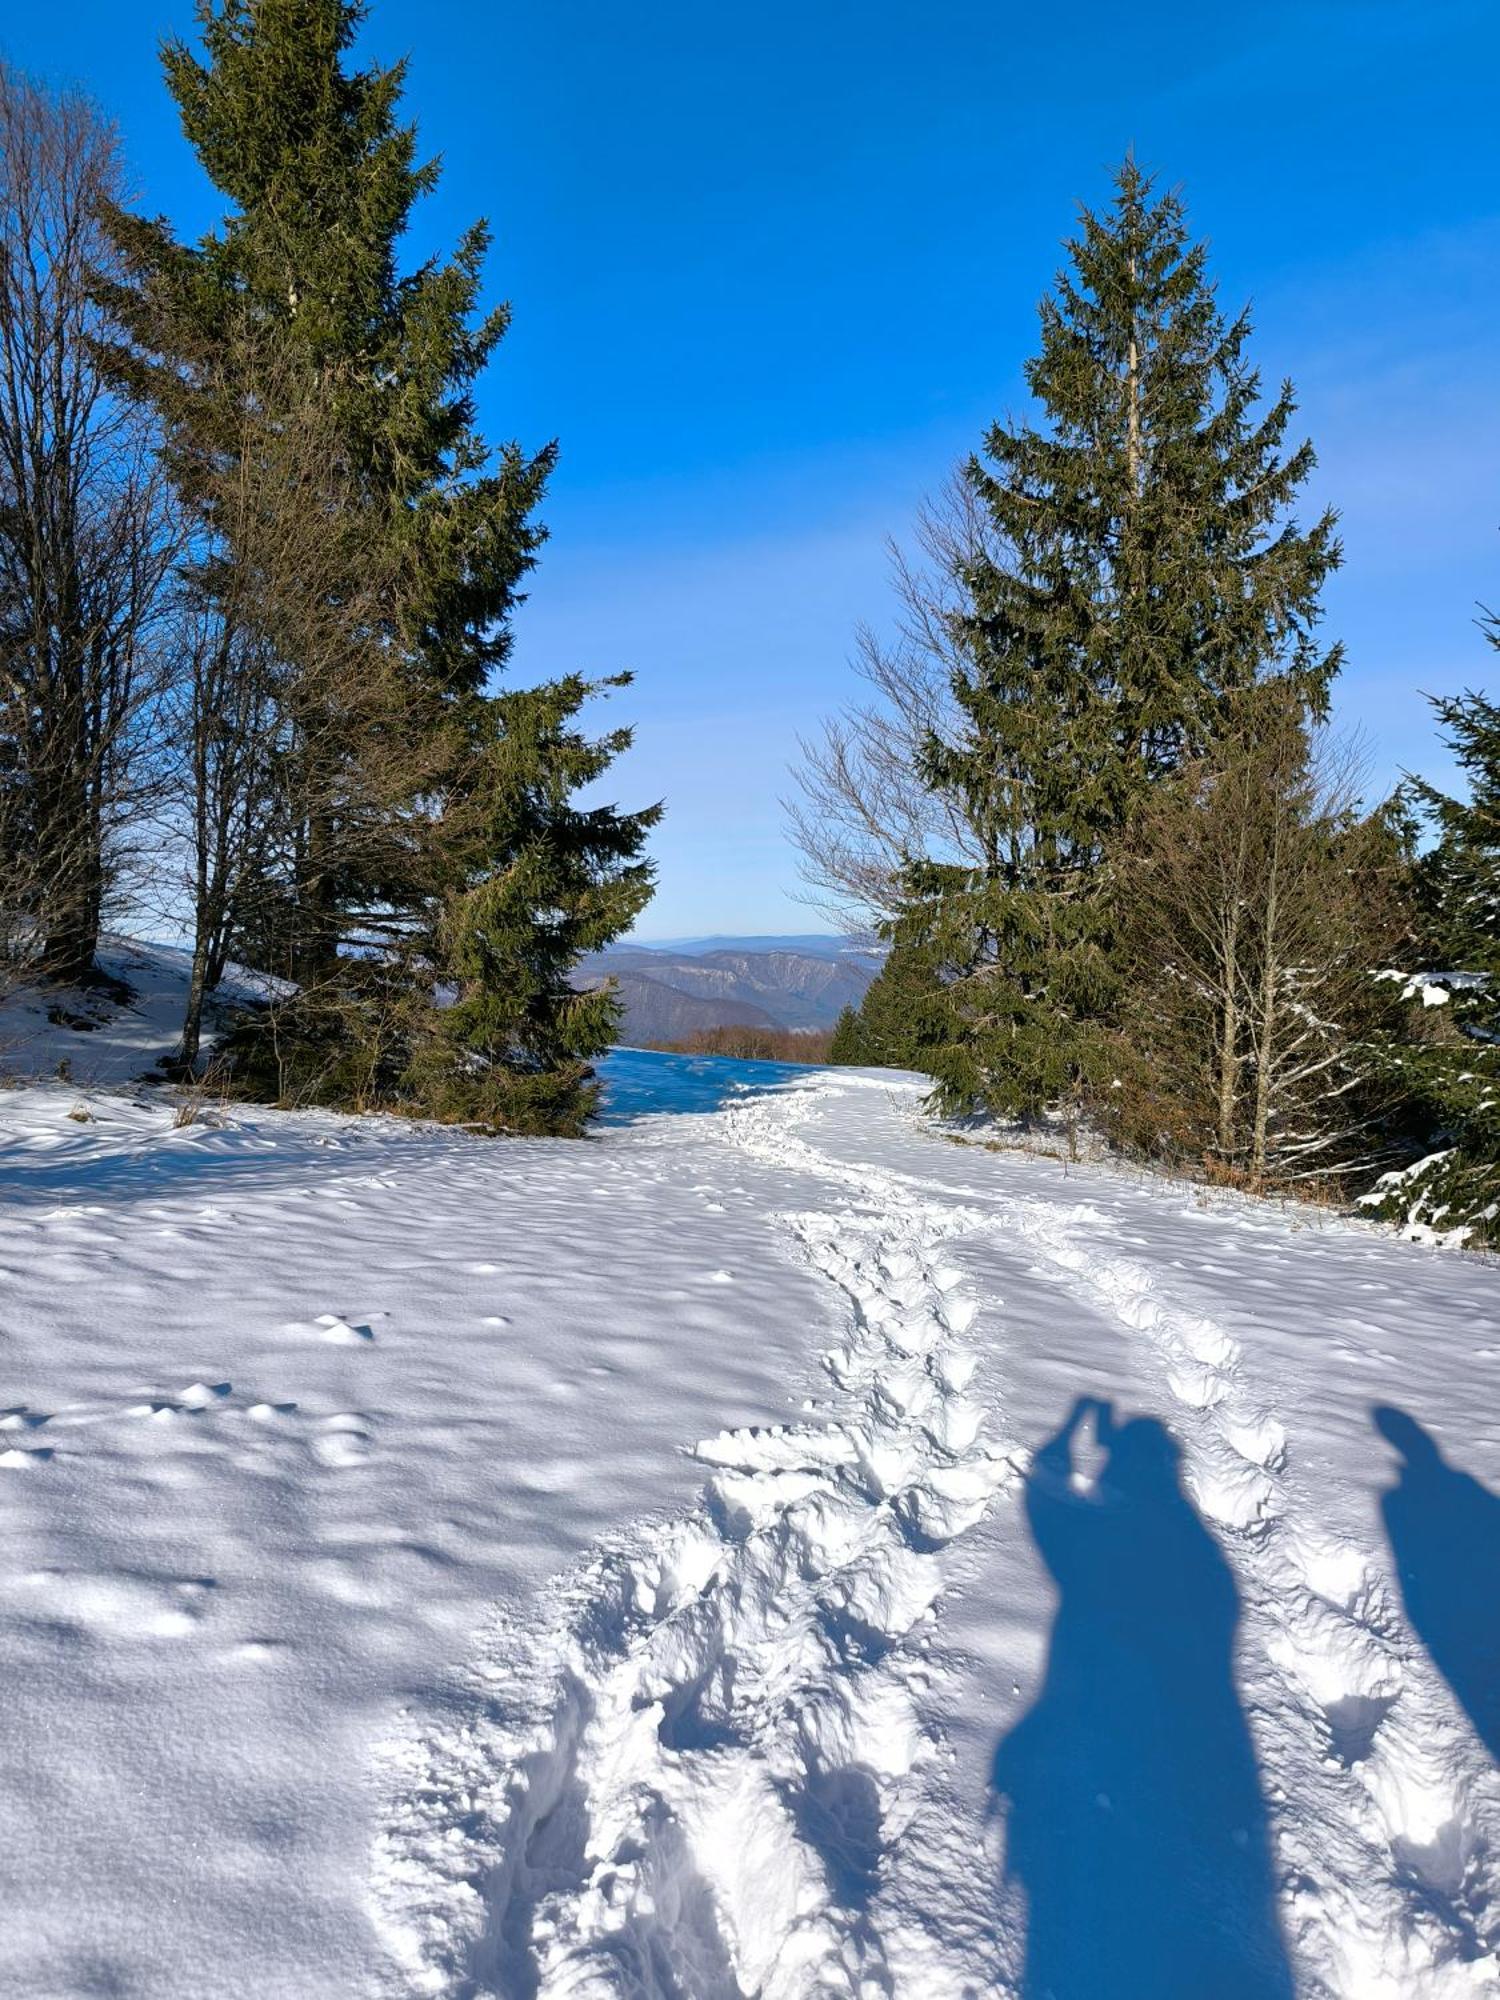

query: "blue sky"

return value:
[7, 1, 1498, 935]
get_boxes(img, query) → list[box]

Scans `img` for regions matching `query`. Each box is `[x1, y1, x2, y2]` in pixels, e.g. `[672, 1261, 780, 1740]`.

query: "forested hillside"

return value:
[575, 942, 877, 1040]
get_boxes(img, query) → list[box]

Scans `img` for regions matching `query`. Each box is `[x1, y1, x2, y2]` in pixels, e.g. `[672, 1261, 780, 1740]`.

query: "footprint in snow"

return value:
[126, 1382, 233, 1420]
[280, 1312, 376, 1344]
[180, 1380, 232, 1408]
[317, 1314, 375, 1344]
[16, 1567, 215, 1638]
[229, 1637, 290, 1665]
[311, 1413, 373, 1467]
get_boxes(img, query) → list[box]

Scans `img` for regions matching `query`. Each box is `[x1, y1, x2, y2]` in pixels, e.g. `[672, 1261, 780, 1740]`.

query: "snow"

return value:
[2, 949, 1499, 1996]
[1376, 969, 1490, 1010]
[0, 933, 280, 1088]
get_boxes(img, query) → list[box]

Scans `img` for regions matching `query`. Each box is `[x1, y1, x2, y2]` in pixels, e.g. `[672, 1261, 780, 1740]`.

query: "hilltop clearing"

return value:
[0, 1031, 1495, 1995]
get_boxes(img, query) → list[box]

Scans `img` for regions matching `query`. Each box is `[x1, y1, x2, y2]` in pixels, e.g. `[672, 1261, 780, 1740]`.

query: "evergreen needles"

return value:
[887, 160, 1344, 1124]
[94, 0, 658, 1130]
[1365, 665, 1500, 1241]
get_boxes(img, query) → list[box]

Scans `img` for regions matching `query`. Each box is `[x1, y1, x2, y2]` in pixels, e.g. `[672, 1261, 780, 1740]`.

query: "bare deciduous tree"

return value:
[163, 593, 279, 1069]
[784, 473, 991, 932]
[0, 66, 175, 988]
[1111, 698, 1411, 1190]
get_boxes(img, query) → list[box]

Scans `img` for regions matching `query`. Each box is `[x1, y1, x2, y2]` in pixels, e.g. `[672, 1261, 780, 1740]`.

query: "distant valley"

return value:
[574, 937, 879, 1045]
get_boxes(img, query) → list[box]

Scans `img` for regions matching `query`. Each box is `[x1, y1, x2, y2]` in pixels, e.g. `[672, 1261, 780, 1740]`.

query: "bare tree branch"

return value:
[783, 472, 992, 933]
[0, 64, 177, 990]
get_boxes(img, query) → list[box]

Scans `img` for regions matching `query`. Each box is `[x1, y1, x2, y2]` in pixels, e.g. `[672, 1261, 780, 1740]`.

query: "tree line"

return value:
[4, 18, 1494, 1209]
[801, 164, 1499, 1243]
[645, 1025, 838, 1064]
[0, 0, 657, 1134]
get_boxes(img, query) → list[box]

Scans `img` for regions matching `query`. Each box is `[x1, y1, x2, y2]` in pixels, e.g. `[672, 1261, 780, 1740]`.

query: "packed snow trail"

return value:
[739, 1085, 1500, 1997]
[373, 1070, 1500, 1999]
[372, 1088, 1023, 1997]
[2, 1009, 1499, 1997]
[725, 1087, 1500, 1997]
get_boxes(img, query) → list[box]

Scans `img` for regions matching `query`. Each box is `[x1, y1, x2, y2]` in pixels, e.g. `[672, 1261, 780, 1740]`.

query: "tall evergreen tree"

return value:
[1366, 662, 1500, 1242]
[100, 0, 656, 1126]
[101, 0, 552, 975]
[898, 159, 1343, 1118]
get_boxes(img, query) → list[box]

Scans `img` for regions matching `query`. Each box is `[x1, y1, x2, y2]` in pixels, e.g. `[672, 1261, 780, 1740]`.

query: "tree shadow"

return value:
[991, 1397, 1293, 2000]
[1375, 1405, 1500, 1762]
[0, 1124, 443, 1209]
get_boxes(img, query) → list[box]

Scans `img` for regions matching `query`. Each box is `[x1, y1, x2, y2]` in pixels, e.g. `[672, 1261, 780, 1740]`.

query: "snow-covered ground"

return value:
[1, 973, 1498, 1996]
[0, 934, 280, 1087]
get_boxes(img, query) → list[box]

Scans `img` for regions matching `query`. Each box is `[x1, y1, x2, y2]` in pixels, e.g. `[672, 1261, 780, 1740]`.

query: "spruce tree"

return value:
[1367, 664, 1500, 1241]
[839, 937, 950, 1075]
[899, 159, 1343, 1119]
[101, 0, 552, 972]
[827, 1005, 865, 1065]
[414, 675, 661, 1135]
[101, 0, 656, 1127]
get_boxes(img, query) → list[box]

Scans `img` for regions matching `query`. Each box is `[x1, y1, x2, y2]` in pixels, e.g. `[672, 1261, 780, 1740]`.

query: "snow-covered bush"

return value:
[1362, 677, 1500, 1246]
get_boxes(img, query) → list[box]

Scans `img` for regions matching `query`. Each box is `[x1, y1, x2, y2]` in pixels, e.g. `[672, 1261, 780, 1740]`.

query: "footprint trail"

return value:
[1006, 1196, 1500, 1998]
[371, 1101, 1019, 1997]
[371, 1074, 1500, 2000]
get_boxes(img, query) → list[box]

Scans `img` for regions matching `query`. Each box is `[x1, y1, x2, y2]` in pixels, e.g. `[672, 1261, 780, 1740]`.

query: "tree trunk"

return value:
[1216, 962, 1240, 1159]
[177, 933, 211, 1072]
[1215, 811, 1253, 1160]
[38, 761, 100, 983]
[1250, 840, 1283, 1189]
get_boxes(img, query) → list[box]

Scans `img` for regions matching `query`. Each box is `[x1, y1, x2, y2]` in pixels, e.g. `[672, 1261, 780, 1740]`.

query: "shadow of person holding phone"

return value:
[992, 1396, 1292, 1999]
[1375, 1404, 1500, 1762]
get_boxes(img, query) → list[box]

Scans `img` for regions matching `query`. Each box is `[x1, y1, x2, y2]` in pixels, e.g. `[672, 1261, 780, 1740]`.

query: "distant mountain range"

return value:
[575, 937, 879, 1043]
[621, 934, 868, 961]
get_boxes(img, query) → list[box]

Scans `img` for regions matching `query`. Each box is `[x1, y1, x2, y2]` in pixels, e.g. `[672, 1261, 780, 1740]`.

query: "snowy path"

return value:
[374, 1086, 1021, 1998]
[374, 1069, 1500, 2000]
[991, 1193, 1500, 1997]
[1, 1053, 1498, 1995]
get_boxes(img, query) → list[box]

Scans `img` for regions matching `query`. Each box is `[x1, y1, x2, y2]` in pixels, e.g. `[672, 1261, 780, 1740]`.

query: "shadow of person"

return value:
[992, 1397, 1293, 2000]
[1375, 1405, 1500, 1761]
